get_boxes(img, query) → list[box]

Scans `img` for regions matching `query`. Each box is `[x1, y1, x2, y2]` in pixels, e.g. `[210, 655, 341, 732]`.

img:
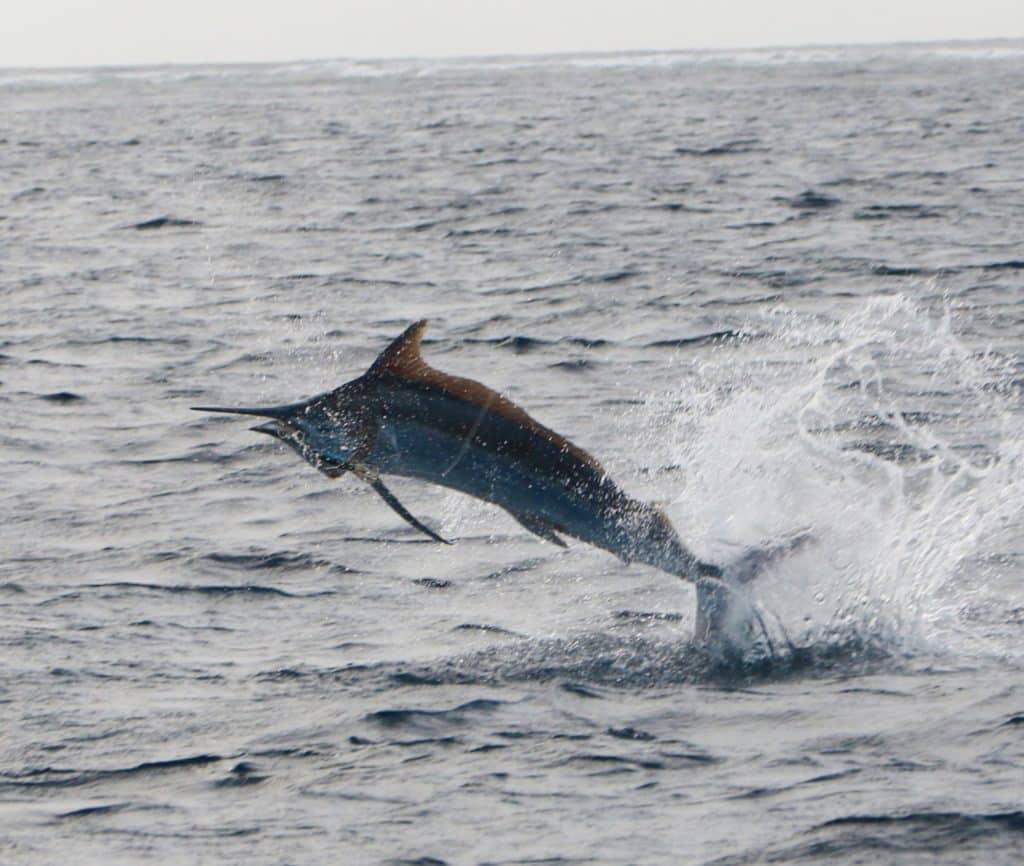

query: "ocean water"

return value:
[2, 41, 1023, 865]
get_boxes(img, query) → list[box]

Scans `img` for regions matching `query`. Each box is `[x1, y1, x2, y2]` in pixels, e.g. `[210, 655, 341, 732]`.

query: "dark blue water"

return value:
[2, 42, 1023, 865]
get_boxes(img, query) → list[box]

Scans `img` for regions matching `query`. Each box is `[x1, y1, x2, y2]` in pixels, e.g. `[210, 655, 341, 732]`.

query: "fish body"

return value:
[194, 321, 776, 646]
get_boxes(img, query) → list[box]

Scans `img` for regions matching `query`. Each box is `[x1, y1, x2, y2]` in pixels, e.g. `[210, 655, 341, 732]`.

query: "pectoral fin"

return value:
[509, 511, 568, 548]
[355, 469, 452, 545]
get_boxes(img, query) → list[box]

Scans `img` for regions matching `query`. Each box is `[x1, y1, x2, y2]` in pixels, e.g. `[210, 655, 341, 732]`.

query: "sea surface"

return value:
[2, 41, 1023, 865]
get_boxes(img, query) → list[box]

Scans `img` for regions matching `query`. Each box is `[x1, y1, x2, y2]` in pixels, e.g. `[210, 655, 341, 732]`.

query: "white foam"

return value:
[653, 295, 1023, 658]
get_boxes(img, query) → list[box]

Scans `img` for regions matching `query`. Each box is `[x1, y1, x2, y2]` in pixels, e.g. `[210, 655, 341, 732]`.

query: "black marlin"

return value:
[194, 321, 801, 649]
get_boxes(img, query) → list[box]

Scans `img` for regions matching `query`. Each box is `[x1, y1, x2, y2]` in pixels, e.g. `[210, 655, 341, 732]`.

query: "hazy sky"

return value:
[3, 0, 1023, 68]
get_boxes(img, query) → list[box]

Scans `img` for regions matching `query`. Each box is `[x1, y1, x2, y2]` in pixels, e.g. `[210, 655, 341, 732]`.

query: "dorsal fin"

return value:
[369, 319, 430, 378]
[366, 320, 606, 474]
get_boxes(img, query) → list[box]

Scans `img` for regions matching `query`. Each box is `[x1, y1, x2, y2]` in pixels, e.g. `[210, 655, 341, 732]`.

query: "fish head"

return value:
[193, 381, 369, 468]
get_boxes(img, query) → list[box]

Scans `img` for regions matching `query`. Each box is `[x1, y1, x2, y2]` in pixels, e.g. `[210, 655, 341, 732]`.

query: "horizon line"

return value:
[2, 34, 1022, 75]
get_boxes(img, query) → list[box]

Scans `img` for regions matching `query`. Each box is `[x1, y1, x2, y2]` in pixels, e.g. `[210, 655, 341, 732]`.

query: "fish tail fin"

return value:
[695, 576, 750, 644]
[723, 529, 813, 586]
[695, 529, 813, 656]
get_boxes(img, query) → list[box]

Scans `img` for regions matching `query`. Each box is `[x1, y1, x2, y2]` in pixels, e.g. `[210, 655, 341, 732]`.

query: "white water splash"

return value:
[656, 295, 1024, 657]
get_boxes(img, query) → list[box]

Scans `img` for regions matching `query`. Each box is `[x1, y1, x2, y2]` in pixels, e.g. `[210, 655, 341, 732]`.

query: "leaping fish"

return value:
[194, 321, 802, 649]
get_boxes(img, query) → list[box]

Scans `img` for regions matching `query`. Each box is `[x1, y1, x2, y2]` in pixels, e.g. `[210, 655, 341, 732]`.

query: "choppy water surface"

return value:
[2, 42, 1023, 865]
